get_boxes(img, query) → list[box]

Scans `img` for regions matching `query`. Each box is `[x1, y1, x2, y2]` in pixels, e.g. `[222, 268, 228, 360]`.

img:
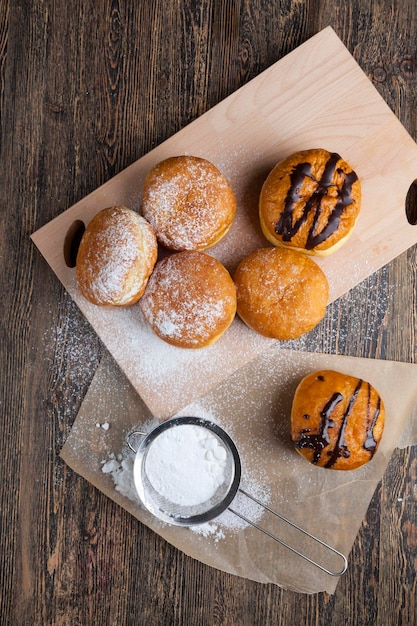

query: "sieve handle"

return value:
[126, 430, 147, 454]
[228, 488, 348, 577]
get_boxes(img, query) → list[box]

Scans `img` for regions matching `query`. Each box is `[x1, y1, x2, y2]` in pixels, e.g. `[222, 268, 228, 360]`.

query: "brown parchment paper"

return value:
[61, 345, 417, 594]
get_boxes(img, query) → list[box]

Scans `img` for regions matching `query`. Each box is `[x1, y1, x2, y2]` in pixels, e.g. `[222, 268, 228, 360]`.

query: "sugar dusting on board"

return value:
[83, 300, 274, 418]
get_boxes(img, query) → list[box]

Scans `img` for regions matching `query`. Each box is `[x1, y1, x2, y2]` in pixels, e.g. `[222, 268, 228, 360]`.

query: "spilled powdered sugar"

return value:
[102, 453, 138, 503]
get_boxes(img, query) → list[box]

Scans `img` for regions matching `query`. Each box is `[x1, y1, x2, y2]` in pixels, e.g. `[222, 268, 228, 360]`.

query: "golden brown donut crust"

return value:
[141, 155, 236, 251]
[259, 149, 361, 256]
[291, 370, 385, 470]
[233, 247, 329, 340]
[140, 250, 237, 348]
[76, 206, 158, 306]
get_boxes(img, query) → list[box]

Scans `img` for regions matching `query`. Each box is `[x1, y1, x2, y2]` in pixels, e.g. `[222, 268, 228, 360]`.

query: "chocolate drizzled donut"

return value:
[291, 370, 385, 470]
[259, 149, 361, 257]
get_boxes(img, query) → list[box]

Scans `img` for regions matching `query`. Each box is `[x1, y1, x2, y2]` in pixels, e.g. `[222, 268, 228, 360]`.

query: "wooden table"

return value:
[1, 1, 416, 624]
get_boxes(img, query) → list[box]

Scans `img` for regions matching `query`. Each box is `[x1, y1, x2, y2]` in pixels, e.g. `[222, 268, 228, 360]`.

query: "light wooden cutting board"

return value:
[32, 26, 417, 418]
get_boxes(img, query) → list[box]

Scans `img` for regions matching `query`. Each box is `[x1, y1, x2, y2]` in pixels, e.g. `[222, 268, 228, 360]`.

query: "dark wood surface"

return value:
[1, 1, 416, 624]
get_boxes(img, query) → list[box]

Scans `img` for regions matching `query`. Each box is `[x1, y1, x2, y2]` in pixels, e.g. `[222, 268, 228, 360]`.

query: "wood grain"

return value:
[1, 0, 416, 624]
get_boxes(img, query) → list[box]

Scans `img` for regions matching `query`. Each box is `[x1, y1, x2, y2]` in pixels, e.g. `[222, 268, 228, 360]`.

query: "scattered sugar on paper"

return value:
[102, 453, 138, 503]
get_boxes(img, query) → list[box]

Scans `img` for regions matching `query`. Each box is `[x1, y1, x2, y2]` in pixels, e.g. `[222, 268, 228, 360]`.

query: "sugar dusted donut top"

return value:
[76, 206, 158, 306]
[141, 156, 236, 251]
[140, 250, 237, 348]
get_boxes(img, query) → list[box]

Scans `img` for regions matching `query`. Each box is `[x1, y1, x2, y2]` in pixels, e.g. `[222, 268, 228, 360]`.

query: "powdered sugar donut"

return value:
[141, 156, 236, 251]
[140, 250, 237, 348]
[76, 206, 158, 306]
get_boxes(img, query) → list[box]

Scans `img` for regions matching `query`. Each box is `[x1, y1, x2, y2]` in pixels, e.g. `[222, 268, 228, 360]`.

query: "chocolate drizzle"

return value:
[275, 152, 358, 249]
[324, 379, 363, 468]
[295, 392, 343, 465]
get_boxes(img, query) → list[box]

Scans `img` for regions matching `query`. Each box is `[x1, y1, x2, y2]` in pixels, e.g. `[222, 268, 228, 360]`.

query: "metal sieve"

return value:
[129, 416, 241, 526]
[128, 416, 347, 577]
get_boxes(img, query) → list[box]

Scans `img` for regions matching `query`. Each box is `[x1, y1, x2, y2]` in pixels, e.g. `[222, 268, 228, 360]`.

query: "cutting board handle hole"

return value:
[64, 220, 86, 268]
[405, 180, 417, 225]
